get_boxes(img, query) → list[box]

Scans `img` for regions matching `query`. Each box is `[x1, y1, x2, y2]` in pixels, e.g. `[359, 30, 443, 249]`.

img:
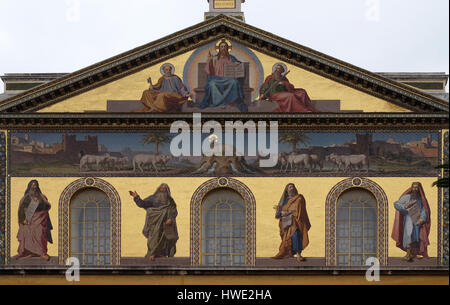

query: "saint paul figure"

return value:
[260, 63, 319, 113]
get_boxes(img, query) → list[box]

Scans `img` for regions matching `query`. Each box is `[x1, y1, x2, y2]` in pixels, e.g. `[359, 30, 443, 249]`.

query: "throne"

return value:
[182, 62, 253, 111]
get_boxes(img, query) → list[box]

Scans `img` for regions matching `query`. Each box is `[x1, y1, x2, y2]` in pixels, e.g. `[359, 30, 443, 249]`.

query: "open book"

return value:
[224, 62, 245, 78]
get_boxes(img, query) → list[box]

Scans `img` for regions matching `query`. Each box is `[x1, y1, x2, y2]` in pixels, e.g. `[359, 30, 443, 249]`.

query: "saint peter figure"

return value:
[130, 183, 179, 261]
[136, 63, 193, 113]
[15, 180, 53, 261]
[273, 183, 311, 262]
[392, 182, 431, 262]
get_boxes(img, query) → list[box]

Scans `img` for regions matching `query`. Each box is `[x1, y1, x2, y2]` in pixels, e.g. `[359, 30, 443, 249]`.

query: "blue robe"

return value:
[276, 197, 303, 254]
[158, 76, 189, 97]
[394, 194, 427, 249]
[198, 55, 248, 112]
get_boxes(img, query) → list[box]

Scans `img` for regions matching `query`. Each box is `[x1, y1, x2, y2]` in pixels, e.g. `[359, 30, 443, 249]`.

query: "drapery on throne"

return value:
[189, 62, 253, 108]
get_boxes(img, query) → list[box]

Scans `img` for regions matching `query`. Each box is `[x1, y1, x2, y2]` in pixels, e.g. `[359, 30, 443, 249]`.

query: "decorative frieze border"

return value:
[0, 113, 448, 129]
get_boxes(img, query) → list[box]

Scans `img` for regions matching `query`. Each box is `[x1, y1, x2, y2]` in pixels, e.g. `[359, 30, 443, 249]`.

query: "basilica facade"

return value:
[0, 0, 448, 281]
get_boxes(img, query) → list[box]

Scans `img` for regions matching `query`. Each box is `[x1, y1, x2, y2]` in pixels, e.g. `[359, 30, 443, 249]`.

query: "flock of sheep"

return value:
[79, 153, 172, 173]
[278, 152, 369, 173]
[79, 151, 370, 173]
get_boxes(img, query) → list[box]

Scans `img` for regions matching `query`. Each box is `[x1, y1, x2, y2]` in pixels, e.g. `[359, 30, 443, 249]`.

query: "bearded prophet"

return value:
[392, 182, 431, 262]
[130, 183, 179, 261]
[15, 180, 53, 261]
[273, 183, 311, 263]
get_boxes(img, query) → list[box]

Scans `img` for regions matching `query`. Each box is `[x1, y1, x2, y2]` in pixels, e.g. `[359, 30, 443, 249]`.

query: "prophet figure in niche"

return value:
[392, 182, 431, 262]
[129, 183, 179, 261]
[15, 180, 53, 261]
[272, 183, 311, 263]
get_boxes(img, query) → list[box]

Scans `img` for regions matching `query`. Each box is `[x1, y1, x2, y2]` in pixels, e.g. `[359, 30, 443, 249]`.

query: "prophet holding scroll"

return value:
[15, 180, 53, 261]
[273, 183, 311, 263]
[392, 182, 431, 262]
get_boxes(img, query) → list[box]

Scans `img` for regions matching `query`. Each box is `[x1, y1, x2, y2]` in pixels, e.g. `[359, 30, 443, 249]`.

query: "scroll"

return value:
[164, 223, 178, 241]
[224, 63, 245, 78]
[25, 199, 40, 223]
[406, 201, 422, 225]
[281, 212, 293, 231]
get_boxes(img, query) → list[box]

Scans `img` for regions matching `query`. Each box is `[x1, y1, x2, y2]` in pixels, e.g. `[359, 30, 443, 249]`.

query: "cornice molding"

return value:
[1, 113, 447, 129]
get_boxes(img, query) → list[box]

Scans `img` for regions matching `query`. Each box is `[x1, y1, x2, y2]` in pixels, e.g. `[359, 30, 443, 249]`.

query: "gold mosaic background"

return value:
[9, 177, 437, 259]
[38, 47, 410, 113]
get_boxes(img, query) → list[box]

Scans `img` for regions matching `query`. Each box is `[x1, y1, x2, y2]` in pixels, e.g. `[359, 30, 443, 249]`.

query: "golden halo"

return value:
[160, 63, 175, 76]
[215, 39, 233, 51]
[272, 62, 288, 74]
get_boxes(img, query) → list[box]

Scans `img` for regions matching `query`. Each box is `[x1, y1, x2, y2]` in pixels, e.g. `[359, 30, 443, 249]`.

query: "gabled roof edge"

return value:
[0, 14, 447, 113]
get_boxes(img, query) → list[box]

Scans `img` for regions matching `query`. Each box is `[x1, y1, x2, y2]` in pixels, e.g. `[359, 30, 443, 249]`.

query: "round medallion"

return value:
[218, 177, 229, 187]
[85, 178, 95, 186]
[352, 177, 362, 186]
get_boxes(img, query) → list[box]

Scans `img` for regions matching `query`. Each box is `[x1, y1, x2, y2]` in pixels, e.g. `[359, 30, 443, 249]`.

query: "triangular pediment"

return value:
[0, 15, 447, 114]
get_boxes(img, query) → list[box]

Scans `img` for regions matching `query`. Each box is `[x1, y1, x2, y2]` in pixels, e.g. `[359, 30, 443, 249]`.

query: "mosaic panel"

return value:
[9, 131, 440, 178]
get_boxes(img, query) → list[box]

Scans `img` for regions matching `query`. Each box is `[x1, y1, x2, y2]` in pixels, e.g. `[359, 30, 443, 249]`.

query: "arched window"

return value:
[70, 188, 111, 265]
[191, 178, 256, 266]
[59, 178, 121, 265]
[201, 188, 246, 266]
[326, 178, 388, 266]
[335, 188, 377, 266]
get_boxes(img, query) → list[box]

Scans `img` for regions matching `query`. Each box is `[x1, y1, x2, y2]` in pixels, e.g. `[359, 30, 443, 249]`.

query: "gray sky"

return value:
[0, 0, 448, 93]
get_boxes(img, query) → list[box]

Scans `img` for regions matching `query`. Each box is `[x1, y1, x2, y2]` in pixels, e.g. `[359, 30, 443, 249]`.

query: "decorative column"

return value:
[442, 131, 449, 265]
[0, 131, 6, 265]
